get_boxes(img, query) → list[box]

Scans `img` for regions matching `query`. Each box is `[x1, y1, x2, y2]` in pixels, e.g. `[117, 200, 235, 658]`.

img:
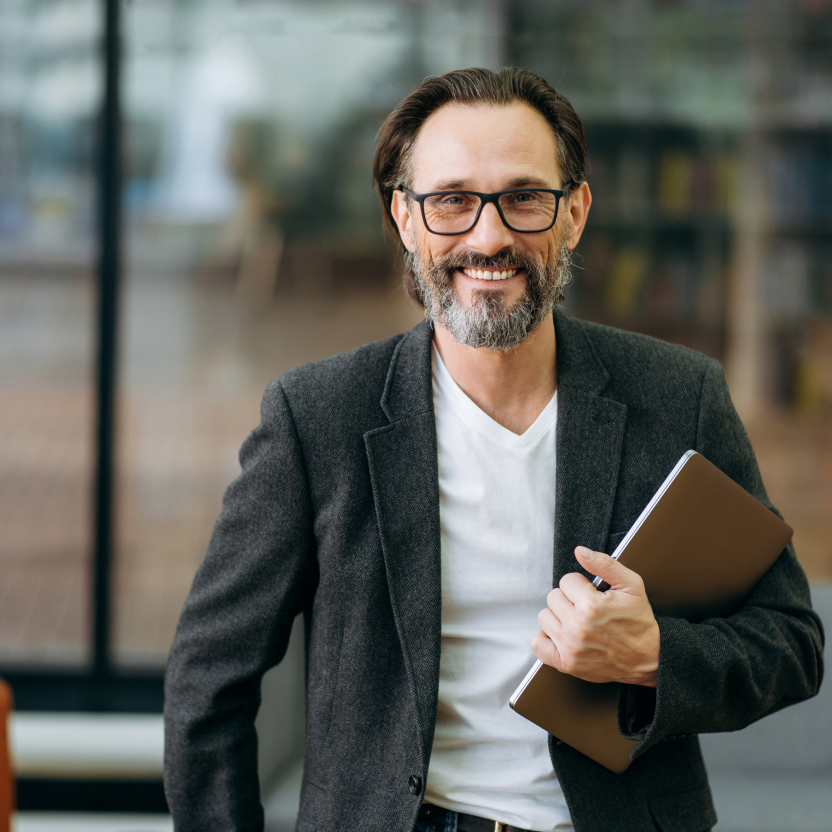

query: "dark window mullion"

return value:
[93, 0, 122, 680]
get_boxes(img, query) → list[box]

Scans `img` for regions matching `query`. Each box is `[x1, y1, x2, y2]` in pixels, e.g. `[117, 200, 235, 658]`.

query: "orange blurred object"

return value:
[0, 679, 13, 832]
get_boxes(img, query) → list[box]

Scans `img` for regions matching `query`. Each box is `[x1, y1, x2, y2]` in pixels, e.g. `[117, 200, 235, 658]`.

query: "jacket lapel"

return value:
[552, 310, 627, 583]
[364, 321, 441, 772]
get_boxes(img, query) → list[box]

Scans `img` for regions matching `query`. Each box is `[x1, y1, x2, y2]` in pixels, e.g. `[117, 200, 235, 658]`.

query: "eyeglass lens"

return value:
[422, 191, 558, 233]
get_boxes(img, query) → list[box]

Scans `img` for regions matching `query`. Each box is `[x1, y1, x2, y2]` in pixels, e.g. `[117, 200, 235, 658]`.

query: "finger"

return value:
[531, 629, 562, 669]
[537, 606, 564, 643]
[574, 546, 645, 594]
[546, 586, 575, 616]
[557, 571, 595, 604]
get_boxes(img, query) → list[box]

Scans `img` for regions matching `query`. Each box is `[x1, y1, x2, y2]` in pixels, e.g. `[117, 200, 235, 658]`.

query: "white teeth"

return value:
[462, 268, 519, 280]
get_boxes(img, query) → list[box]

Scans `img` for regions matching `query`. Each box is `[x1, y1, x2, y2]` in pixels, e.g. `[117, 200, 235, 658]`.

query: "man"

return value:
[164, 68, 823, 832]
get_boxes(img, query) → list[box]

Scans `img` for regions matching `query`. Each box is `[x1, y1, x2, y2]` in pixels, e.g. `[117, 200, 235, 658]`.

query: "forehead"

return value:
[410, 101, 561, 191]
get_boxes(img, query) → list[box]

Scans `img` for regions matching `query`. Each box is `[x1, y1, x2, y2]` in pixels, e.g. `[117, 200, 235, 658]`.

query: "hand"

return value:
[531, 546, 660, 687]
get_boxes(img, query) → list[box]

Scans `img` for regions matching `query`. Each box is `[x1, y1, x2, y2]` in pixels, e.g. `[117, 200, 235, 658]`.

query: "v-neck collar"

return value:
[431, 345, 557, 450]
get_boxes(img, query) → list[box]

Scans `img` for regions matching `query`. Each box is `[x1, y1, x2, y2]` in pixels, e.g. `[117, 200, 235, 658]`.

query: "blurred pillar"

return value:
[725, 133, 769, 419]
[724, 0, 786, 419]
[93, 0, 122, 678]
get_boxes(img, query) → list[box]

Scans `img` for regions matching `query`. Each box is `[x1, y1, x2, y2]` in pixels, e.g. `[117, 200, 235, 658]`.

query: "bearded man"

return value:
[164, 68, 823, 832]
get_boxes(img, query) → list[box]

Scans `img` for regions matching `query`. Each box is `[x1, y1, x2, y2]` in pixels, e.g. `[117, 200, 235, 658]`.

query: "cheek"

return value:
[429, 237, 459, 261]
[539, 232, 564, 264]
[417, 236, 460, 268]
[520, 229, 561, 265]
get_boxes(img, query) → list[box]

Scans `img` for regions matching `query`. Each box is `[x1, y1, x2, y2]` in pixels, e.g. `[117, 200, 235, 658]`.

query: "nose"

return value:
[462, 201, 515, 257]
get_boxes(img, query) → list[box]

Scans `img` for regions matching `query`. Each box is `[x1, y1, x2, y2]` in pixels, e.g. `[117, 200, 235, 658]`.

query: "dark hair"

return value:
[372, 66, 589, 305]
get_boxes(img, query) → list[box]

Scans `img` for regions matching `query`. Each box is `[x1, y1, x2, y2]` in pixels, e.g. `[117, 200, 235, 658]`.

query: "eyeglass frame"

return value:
[399, 184, 573, 236]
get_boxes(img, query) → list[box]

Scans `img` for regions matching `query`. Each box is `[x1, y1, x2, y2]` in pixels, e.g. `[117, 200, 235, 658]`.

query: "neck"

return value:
[433, 315, 557, 435]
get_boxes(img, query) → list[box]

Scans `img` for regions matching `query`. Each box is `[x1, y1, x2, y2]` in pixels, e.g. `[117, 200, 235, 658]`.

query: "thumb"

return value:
[574, 546, 642, 594]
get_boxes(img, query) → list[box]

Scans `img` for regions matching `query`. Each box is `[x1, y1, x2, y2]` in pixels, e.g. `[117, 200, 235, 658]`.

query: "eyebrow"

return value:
[428, 176, 556, 192]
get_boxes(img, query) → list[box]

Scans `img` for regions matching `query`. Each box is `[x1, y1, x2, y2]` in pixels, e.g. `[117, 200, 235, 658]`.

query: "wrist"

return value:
[631, 621, 660, 688]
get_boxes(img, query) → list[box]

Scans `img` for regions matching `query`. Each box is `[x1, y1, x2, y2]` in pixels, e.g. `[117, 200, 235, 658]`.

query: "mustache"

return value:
[432, 249, 542, 273]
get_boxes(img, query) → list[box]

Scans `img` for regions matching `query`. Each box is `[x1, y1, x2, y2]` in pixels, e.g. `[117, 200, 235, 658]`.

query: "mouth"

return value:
[458, 267, 523, 282]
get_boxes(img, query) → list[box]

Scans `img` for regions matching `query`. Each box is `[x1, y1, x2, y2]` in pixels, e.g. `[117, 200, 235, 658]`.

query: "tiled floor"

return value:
[1, 270, 830, 669]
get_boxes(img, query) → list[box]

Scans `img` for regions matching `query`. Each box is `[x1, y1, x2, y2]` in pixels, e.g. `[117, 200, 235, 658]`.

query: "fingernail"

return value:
[580, 547, 593, 560]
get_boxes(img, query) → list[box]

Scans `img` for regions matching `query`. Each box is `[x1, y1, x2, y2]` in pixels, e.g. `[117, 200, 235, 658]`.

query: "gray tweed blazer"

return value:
[164, 310, 823, 832]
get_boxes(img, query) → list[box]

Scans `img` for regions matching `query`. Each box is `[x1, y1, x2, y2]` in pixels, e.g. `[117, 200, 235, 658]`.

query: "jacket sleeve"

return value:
[164, 379, 317, 831]
[621, 359, 824, 758]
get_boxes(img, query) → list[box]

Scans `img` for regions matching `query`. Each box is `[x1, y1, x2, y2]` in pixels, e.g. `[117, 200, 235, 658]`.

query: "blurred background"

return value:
[1, 0, 830, 830]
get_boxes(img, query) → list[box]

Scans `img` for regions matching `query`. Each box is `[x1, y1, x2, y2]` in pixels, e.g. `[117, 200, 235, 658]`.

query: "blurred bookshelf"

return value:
[570, 120, 739, 360]
[511, 1, 832, 404]
[510, 0, 832, 580]
[568, 120, 832, 417]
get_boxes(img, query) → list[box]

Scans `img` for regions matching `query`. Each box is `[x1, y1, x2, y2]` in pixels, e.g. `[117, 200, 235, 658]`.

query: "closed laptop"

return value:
[509, 450, 794, 773]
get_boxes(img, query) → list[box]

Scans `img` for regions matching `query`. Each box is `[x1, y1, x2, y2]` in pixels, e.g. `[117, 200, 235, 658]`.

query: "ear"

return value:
[390, 190, 416, 253]
[564, 182, 592, 251]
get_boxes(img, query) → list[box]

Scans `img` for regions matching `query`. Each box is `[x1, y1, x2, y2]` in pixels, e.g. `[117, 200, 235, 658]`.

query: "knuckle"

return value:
[575, 597, 593, 620]
[572, 616, 593, 642]
[573, 623, 589, 643]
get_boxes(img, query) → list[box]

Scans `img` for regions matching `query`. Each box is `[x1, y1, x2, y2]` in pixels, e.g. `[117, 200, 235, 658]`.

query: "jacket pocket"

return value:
[648, 786, 717, 832]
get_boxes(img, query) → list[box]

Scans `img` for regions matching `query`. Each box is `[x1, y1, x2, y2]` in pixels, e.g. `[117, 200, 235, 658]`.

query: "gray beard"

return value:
[407, 240, 572, 352]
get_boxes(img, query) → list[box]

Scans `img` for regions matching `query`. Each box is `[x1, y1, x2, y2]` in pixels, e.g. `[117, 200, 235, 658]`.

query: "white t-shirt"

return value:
[424, 347, 574, 832]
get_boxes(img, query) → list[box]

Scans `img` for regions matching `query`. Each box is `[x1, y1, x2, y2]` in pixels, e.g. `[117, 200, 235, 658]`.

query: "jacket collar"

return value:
[380, 309, 614, 421]
[380, 319, 435, 422]
[553, 308, 612, 396]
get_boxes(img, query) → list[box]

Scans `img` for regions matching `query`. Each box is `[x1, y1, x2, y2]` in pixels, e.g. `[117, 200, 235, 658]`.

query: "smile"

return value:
[460, 267, 520, 282]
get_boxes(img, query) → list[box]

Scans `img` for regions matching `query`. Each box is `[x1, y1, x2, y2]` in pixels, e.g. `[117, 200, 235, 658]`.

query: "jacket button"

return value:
[408, 774, 422, 795]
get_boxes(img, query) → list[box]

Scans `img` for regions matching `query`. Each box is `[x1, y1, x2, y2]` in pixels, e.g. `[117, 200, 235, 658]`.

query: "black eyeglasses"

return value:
[400, 185, 571, 235]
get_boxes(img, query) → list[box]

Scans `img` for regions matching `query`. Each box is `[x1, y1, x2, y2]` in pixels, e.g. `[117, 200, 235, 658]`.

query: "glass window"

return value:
[0, 0, 102, 668]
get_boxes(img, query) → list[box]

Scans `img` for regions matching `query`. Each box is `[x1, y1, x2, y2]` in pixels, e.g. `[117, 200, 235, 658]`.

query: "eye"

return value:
[512, 190, 542, 204]
[425, 193, 476, 214]
[436, 193, 470, 206]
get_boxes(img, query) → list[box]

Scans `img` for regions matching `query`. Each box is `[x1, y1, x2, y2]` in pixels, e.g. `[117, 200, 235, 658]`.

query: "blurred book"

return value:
[715, 153, 740, 218]
[763, 242, 812, 323]
[616, 145, 650, 221]
[690, 158, 715, 214]
[606, 247, 649, 315]
[658, 149, 693, 216]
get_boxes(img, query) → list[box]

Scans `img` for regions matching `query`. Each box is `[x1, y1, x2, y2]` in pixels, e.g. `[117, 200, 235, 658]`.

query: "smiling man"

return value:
[164, 68, 823, 832]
